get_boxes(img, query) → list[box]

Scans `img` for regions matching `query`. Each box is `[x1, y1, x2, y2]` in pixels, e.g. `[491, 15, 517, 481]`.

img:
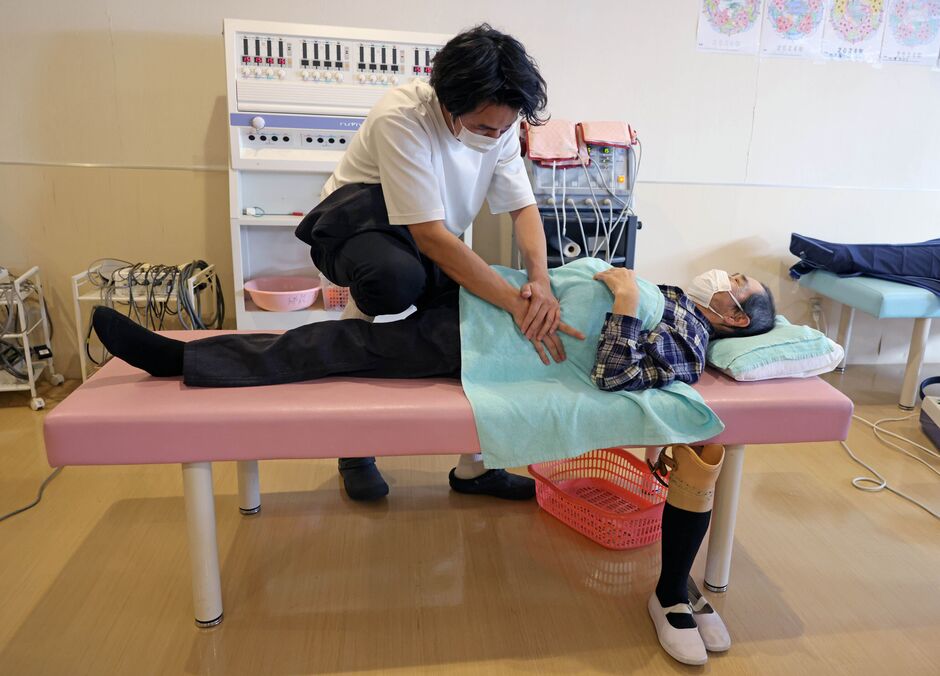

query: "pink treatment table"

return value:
[44, 331, 853, 627]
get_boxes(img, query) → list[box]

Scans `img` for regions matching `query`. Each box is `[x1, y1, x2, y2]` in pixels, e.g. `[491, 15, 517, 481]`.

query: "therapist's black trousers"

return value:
[295, 182, 460, 317]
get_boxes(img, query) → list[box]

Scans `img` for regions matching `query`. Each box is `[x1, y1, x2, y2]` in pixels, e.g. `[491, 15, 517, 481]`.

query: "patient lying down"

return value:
[92, 265, 773, 666]
[92, 266, 774, 390]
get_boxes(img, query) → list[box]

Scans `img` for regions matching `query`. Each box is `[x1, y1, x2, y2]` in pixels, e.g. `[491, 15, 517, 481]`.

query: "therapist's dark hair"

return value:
[431, 24, 548, 125]
[721, 284, 776, 338]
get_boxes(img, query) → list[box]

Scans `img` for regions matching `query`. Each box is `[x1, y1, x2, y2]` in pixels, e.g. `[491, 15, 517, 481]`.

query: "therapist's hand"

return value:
[509, 296, 586, 365]
[518, 278, 561, 341]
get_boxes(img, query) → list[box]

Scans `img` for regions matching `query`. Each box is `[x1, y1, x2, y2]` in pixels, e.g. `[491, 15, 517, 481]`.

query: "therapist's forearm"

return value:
[511, 204, 549, 283]
[409, 222, 521, 312]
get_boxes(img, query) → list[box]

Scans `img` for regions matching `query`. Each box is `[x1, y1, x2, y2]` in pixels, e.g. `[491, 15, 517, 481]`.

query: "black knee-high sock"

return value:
[656, 503, 711, 628]
[92, 306, 184, 377]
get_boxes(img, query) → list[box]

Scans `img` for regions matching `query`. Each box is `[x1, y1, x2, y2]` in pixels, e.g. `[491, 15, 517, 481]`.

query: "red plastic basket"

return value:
[319, 272, 350, 311]
[529, 448, 668, 550]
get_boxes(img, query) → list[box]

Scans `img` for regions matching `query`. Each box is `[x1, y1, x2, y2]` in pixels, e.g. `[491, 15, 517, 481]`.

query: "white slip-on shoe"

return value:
[688, 578, 731, 652]
[647, 592, 707, 666]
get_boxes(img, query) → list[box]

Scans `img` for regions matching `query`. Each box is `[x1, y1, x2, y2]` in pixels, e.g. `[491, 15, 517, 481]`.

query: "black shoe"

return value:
[338, 457, 389, 501]
[448, 468, 535, 500]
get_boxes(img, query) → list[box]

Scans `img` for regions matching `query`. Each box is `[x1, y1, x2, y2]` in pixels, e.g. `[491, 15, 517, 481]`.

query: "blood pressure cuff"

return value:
[789, 233, 940, 295]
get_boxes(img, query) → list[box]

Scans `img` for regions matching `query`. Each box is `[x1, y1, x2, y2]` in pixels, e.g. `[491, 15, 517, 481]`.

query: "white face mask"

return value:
[687, 269, 744, 320]
[455, 116, 501, 153]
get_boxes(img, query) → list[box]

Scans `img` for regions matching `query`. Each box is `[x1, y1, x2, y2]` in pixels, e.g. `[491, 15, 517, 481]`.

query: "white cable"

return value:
[560, 169, 568, 264]
[631, 139, 643, 209]
[607, 205, 632, 263]
[606, 201, 615, 262]
[839, 413, 940, 520]
[591, 157, 628, 207]
[578, 156, 608, 257]
[569, 198, 588, 261]
[590, 140, 642, 213]
[581, 139, 644, 260]
[606, 141, 643, 263]
[551, 161, 563, 267]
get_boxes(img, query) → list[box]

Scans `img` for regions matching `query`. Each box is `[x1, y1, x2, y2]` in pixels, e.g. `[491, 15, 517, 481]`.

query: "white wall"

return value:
[2, 0, 938, 375]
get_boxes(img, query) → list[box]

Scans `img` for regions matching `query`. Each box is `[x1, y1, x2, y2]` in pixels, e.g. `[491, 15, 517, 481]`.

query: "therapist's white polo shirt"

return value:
[321, 79, 536, 237]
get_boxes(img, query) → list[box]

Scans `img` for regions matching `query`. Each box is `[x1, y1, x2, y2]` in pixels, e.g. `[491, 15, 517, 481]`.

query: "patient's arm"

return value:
[591, 315, 681, 392]
[591, 268, 704, 391]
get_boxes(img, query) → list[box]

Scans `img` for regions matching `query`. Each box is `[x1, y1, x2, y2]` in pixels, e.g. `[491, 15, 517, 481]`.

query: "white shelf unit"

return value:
[0, 266, 65, 410]
[223, 19, 451, 331]
[72, 263, 216, 381]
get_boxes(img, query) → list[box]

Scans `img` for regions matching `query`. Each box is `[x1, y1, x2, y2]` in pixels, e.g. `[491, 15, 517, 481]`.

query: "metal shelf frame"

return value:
[0, 266, 65, 410]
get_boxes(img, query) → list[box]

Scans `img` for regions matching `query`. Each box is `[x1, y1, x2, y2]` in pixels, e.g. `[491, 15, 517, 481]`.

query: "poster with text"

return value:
[821, 0, 888, 61]
[880, 0, 940, 64]
[697, 0, 764, 53]
[761, 0, 830, 57]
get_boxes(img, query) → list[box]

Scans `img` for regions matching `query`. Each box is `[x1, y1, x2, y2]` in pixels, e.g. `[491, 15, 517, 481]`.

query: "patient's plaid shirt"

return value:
[591, 286, 713, 392]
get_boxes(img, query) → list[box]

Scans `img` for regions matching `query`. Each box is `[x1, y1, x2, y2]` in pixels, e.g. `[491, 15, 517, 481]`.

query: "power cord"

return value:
[0, 467, 63, 523]
[840, 412, 939, 520]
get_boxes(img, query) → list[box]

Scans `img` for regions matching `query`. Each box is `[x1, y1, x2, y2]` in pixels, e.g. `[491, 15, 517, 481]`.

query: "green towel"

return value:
[459, 258, 725, 468]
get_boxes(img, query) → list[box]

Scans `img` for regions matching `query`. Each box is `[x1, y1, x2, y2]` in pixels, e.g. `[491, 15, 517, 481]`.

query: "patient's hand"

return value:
[594, 268, 640, 317]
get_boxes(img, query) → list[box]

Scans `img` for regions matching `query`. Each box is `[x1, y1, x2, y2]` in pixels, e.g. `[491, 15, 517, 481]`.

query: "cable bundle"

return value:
[0, 276, 46, 380]
[84, 258, 224, 366]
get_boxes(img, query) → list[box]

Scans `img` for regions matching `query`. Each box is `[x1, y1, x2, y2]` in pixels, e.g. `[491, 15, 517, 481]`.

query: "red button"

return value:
[424, 67, 431, 73]
[277, 58, 286, 65]
[242, 56, 250, 63]
[266, 58, 274, 64]
[254, 57, 262, 63]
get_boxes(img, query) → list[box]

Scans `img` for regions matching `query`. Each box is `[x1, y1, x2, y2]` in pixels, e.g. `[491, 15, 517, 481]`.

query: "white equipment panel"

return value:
[223, 19, 450, 330]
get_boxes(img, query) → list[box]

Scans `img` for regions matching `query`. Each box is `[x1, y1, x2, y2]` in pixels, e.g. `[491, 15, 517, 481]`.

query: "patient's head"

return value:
[691, 271, 776, 338]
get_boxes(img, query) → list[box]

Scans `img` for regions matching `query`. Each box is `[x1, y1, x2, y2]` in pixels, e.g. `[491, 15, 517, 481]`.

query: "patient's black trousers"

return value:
[182, 299, 461, 387]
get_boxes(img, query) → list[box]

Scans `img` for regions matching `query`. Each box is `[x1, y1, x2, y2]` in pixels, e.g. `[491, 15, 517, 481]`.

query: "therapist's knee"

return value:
[351, 260, 426, 316]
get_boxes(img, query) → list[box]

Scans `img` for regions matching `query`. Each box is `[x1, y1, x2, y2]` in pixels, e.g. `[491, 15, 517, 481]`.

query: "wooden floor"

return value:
[1, 365, 938, 675]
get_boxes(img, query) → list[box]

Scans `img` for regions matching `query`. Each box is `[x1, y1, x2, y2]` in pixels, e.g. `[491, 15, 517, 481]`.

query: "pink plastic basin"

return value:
[244, 276, 320, 312]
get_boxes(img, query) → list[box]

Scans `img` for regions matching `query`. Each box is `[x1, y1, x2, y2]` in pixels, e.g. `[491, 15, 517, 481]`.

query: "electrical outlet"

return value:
[809, 296, 824, 333]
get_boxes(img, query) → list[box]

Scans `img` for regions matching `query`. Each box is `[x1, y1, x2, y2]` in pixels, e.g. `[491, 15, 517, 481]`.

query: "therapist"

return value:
[295, 24, 582, 502]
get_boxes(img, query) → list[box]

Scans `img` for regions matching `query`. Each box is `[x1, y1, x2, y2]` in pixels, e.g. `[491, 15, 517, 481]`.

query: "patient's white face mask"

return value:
[455, 117, 501, 153]
[687, 269, 744, 320]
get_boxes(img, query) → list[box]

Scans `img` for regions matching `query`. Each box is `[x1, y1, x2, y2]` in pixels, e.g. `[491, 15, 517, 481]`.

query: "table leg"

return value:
[900, 318, 931, 411]
[237, 460, 261, 515]
[704, 444, 745, 593]
[182, 462, 223, 627]
[835, 305, 855, 372]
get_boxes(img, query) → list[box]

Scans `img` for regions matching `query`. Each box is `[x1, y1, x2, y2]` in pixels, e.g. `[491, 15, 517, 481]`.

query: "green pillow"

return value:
[706, 316, 843, 381]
